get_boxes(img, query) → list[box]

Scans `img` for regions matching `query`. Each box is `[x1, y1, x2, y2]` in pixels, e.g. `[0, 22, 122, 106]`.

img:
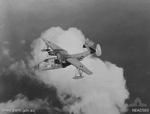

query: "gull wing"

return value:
[66, 58, 93, 75]
[41, 37, 67, 52]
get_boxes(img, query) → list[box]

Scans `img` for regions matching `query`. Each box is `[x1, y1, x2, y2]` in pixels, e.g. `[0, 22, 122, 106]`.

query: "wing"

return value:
[70, 51, 90, 61]
[42, 37, 67, 52]
[66, 58, 93, 75]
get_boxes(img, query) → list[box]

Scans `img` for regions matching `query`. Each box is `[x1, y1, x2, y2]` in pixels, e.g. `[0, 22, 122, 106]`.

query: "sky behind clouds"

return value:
[0, 0, 150, 114]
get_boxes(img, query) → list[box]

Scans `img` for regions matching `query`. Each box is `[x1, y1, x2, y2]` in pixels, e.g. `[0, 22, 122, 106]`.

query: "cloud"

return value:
[0, 59, 30, 77]
[0, 93, 49, 114]
[29, 27, 129, 114]
[8, 60, 29, 76]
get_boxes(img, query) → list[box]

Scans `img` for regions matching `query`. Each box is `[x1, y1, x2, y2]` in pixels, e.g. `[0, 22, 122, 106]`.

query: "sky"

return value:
[0, 0, 150, 114]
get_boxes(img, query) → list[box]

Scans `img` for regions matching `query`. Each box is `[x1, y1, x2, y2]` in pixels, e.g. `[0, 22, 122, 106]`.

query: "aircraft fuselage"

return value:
[39, 46, 96, 71]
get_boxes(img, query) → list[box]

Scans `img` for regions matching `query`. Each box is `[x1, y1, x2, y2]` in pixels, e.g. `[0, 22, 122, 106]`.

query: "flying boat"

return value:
[38, 37, 101, 79]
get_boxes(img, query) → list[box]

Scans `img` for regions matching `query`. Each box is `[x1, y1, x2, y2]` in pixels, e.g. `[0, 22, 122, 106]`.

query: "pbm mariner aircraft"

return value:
[38, 37, 101, 79]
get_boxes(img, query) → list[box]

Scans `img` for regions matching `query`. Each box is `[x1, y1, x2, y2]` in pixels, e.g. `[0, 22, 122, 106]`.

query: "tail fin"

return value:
[83, 39, 94, 49]
[96, 44, 101, 56]
[85, 39, 94, 47]
[83, 39, 102, 57]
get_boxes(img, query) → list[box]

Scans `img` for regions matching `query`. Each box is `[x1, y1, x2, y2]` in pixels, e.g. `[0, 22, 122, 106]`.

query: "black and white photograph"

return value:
[0, 0, 149, 114]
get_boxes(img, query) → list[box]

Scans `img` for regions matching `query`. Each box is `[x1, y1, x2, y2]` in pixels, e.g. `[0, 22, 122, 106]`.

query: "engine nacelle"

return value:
[83, 44, 86, 48]
[48, 51, 55, 56]
[41, 49, 50, 52]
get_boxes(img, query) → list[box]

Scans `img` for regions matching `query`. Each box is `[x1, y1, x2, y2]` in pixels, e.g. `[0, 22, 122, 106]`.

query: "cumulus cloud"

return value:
[0, 59, 29, 76]
[8, 60, 29, 76]
[0, 93, 49, 114]
[0, 27, 129, 114]
[29, 27, 129, 114]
